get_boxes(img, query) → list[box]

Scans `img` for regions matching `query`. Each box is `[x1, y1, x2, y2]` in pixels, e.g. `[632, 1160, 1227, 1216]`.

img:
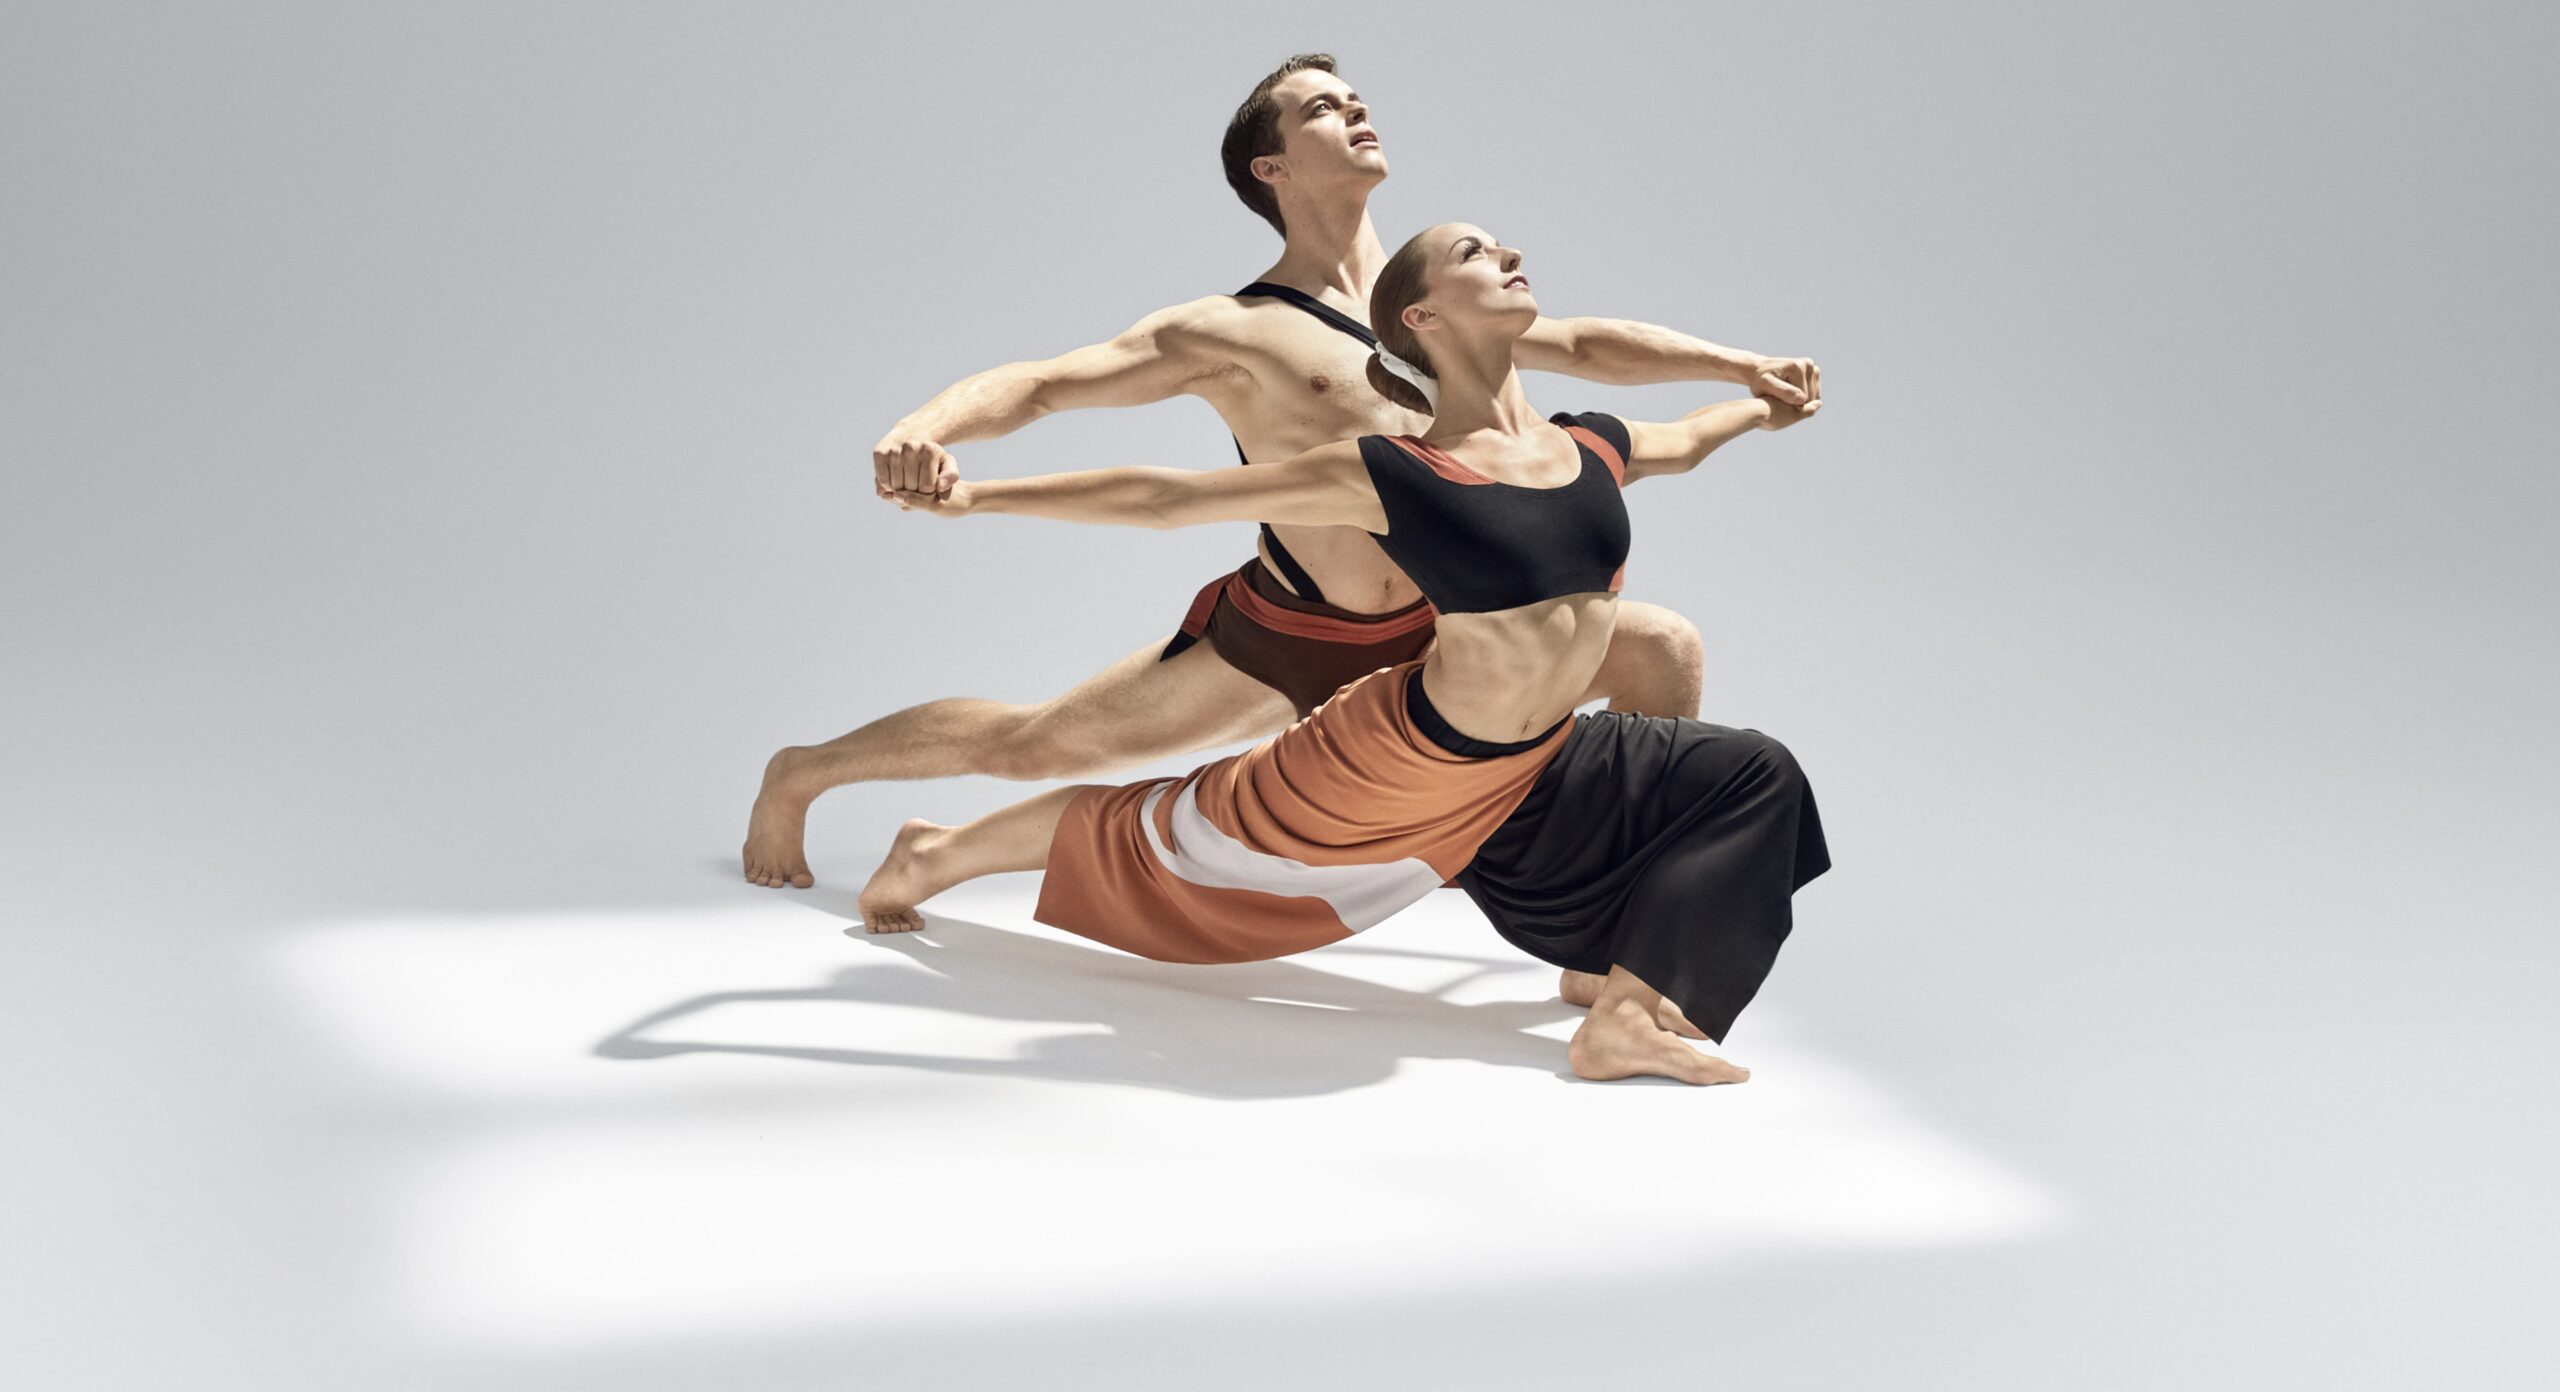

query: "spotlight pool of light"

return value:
[276, 884, 2060, 1349]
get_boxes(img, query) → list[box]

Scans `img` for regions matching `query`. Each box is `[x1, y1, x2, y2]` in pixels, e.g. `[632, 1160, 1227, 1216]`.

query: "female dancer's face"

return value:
[1402, 222, 1539, 347]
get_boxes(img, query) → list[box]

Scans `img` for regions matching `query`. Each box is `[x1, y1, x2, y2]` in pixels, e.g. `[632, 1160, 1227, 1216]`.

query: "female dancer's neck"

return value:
[1426, 345, 1538, 438]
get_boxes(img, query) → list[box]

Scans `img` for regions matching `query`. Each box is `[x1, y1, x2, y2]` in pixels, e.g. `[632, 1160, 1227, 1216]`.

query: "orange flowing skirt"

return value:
[1034, 660, 1569, 963]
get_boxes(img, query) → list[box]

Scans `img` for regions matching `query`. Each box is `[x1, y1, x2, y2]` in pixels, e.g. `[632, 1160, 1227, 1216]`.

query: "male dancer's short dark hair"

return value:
[1221, 53, 1337, 237]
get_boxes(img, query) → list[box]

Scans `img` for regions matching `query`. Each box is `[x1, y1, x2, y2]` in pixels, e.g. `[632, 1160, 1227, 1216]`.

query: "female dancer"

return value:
[863, 223, 1827, 1085]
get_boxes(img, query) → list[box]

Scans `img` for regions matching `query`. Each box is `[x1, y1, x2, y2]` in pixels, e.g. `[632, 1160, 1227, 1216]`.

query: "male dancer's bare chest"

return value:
[1206, 317, 1433, 611]
[1226, 336, 1418, 453]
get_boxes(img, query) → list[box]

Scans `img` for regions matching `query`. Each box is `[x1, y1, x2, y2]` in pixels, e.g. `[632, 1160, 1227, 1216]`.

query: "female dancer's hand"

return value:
[1756, 393, 1821, 431]
[885, 477, 975, 516]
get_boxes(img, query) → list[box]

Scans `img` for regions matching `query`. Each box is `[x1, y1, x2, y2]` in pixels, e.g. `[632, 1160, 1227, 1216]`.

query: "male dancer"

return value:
[745, 53, 1820, 888]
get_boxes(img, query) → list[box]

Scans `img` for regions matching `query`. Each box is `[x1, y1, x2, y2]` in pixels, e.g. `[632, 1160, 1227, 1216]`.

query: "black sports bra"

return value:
[1355, 412, 1633, 615]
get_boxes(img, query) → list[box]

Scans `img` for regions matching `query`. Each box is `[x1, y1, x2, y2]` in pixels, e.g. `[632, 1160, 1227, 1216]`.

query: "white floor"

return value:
[10, 820, 2541, 1390]
[277, 885, 2055, 1354]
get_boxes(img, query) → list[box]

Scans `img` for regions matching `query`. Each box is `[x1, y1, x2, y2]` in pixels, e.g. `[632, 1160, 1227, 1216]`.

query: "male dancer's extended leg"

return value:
[744, 636, 1295, 888]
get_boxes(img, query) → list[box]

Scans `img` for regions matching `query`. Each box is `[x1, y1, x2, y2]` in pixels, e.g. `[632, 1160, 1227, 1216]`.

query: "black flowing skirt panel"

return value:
[1454, 711, 1831, 1043]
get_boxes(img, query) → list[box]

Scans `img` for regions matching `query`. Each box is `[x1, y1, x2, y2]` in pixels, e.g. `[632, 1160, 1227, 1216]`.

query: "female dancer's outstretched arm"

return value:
[881, 441, 1385, 533]
[1621, 394, 1819, 485]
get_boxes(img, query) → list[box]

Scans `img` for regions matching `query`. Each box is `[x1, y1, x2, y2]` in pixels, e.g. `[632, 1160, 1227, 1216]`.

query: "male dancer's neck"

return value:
[1257, 189, 1389, 301]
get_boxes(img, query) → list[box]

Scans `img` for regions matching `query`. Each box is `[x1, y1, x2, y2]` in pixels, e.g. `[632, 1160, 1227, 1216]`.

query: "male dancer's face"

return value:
[1258, 69, 1389, 201]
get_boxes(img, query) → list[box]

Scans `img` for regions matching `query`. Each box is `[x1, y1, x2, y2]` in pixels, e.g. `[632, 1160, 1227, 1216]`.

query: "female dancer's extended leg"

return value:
[853, 796, 1747, 1085]
[858, 789, 1746, 1084]
[853, 785, 1090, 934]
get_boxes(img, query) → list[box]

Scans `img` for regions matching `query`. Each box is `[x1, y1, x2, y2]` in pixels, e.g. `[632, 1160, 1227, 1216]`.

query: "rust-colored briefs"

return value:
[1159, 560, 1437, 718]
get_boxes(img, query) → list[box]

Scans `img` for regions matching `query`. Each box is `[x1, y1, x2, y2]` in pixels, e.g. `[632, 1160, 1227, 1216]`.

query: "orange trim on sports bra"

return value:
[1388, 426, 1625, 488]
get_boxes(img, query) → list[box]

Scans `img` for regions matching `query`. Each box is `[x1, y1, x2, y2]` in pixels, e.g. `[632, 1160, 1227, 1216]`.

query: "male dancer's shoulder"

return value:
[1140, 293, 1253, 345]
[1079, 295, 1255, 400]
[1158, 294, 1265, 358]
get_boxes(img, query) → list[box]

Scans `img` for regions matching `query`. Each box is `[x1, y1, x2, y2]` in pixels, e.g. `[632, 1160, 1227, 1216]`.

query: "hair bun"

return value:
[1371, 344, 1440, 413]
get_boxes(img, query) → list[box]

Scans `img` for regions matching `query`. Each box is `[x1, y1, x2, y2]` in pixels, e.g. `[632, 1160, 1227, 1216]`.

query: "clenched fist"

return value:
[1745, 356, 1821, 409]
[872, 433, 959, 502]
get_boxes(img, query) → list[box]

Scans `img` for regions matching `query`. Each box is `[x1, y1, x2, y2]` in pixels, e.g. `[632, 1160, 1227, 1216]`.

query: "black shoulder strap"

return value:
[1235, 281, 1377, 347]
[1258, 523, 1327, 603]
[1225, 282, 1370, 606]
[1228, 434, 1329, 603]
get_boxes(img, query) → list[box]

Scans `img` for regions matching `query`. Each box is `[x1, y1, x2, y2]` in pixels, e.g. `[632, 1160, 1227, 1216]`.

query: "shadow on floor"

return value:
[594, 889, 1591, 1100]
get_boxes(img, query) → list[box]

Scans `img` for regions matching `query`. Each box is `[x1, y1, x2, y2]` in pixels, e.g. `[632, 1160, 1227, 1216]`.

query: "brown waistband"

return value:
[1227, 559, 1437, 644]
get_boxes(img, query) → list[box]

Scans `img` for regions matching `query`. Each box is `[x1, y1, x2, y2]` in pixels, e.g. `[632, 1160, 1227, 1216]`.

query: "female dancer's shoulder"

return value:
[1550, 410, 1634, 467]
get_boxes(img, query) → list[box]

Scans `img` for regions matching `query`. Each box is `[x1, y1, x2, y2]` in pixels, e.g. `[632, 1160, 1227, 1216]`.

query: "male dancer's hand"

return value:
[873, 433, 960, 503]
[1746, 356, 1822, 408]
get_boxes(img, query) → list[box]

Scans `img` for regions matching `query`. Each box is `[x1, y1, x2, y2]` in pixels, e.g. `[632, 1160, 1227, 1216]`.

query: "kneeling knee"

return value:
[1738, 729, 1806, 789]
[1651, 613, 1707, 674]
[1605, 609, 1706, 712]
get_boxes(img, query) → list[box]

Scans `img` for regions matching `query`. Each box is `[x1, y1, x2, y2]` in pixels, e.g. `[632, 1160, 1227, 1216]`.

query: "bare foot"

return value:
[1559, 969, 1708, 1040]
[1567, 997, 1750, 1085]
[1654, 997, 1709, 1041]
[854, 819, 951, 934]
[743, 747, 818, 888]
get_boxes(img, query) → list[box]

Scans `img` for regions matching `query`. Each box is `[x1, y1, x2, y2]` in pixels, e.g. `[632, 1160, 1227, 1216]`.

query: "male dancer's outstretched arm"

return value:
[870, 301, 1238, 501]
[1518, 317, 1819, 403]
[873, 309, 1817, 500]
